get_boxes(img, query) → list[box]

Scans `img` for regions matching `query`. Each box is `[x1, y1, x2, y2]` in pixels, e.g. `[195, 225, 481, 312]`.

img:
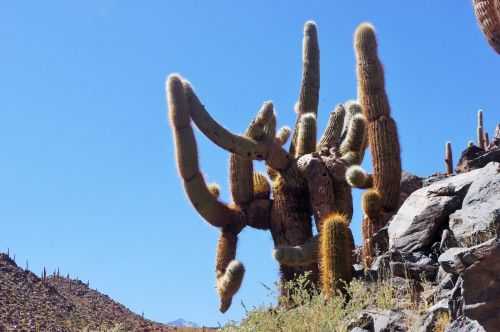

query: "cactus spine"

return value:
[319, 214, 353, 298]
[472, 0, 500, 54]
[445, 141, 453, 175]
[353, 23, 402, 267]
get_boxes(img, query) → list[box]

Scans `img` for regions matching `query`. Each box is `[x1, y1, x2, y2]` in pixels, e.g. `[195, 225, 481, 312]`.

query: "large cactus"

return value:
[473, 0, 500, 54]
[167, 21, 369, 311]
[346, 23, 402, 268]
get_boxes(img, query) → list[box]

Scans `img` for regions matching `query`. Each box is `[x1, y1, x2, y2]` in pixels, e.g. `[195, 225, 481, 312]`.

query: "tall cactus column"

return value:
[352, 23, 402, 267]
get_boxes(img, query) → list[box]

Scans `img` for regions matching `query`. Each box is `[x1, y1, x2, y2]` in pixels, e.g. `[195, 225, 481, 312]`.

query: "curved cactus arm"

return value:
[229, 104, 272, 206]
[215, 230, 245, 313]
[276, 126, 292, 146]
[473, 0, 500, 54]
[167, 74, 241, 228]
[182, 81, 290, 171]
[273, 235, 318, 267]
[339, 113, 368, 166]
[318, 104, 346, 151]
[290, 21, 320, 156]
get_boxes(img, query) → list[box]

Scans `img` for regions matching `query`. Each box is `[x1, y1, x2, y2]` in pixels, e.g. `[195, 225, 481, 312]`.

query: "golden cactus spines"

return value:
[253, 172, 271, 200]
[445, 141, 453, 175]
[319, 214, 353, 299]
[473, 0, 500, 54]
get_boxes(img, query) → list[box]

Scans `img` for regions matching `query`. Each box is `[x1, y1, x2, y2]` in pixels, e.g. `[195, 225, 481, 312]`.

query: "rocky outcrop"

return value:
[388, 162, 499, 253]
[438, 238, 500, 331]
[456, 145, 500, 174]
[364, 162, 500, 331]
[449, 163, 500, 244]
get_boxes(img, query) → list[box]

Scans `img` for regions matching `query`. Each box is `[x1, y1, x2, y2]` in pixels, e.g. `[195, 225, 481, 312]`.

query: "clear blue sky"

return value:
[1, 0, 498, 327]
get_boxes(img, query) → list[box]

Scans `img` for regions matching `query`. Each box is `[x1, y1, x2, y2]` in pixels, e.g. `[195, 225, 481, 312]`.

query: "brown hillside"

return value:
[0, 253, 214, 331]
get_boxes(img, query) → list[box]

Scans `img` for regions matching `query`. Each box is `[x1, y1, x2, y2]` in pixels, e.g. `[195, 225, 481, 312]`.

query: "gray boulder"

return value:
[438, 238, 500, 330]
[449, 162, 500, 245]
[389, 162, 499, 253]
[444, 316, 486, 332]
[388, 168, 477, 252]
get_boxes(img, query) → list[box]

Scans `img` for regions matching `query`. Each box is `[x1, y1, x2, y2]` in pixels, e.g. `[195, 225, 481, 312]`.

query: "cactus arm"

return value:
[346, 165, 373, 189]
[276, 126, 292, 146]
[354, 23, 401, 267]
[473, 0, 500, 54]
[318, 104, 346, 151]
[215, 230, 245, 313]
[339, 113, 368, 166]
[319, 214, 353, 298]
[183, 82, 291, 171]
[295, 113, 317, 157]
[290, 21, 320, 156]
[167, 74, 239, 228]
[355, 23, 401, 213]
[273, 235, 319, 267]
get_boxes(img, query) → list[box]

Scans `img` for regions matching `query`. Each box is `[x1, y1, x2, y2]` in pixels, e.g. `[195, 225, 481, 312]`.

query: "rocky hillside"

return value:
[0, 254, 213, 331]
[348, 158, 500, 331]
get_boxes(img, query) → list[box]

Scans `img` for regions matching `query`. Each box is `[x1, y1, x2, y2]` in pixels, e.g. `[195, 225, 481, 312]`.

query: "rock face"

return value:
[438, 238, 500, 331]
[388, 162, 499, 253]
[388, 169, 474, 252]
[456, 145, 500, 174]
[369, 162, 500, 331]
[449, 163, 500, 244]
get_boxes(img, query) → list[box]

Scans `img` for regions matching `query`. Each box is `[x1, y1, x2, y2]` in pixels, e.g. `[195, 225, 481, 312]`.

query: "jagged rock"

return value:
[418, 300, 449, 332]
[422, 173, 448, 187]
[456, 145, 500, 174]
[388, 169, 476, 252]
[390, 261, 437, 282]
[439, 239, 500, 330]
[444, 316, 486, 332]
[449, 162, 500, 245]
[347, 312, 374, 332]
[370, 310, 407, 332]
